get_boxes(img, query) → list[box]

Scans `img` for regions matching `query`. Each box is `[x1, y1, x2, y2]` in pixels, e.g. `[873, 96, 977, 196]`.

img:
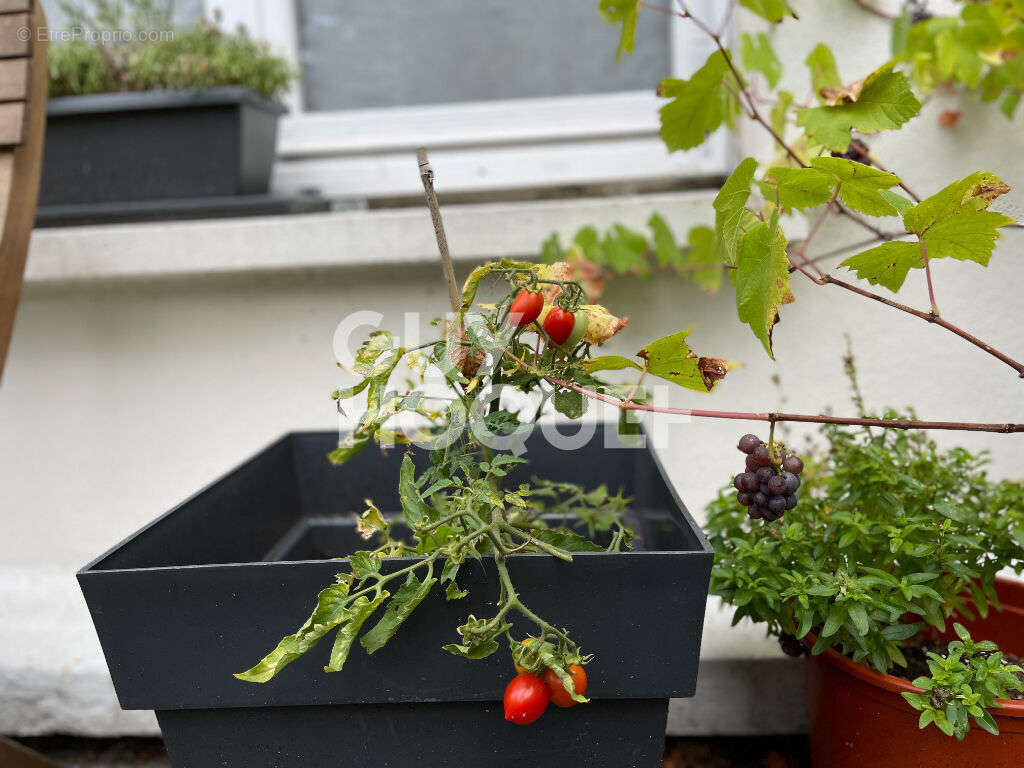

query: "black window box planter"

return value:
[78, 426, 712, 767]
[40, 87, 285, 210]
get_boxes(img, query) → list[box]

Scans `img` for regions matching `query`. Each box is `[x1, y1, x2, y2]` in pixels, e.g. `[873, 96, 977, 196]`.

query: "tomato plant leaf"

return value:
[796, 64, 922, 151]
[325, 593, 389, 672]
[741, 32, 782, 88]
[234, 582, 354, 683]
[735, 219, 791, 358]
[714, 157, 760, 264]
[659, 50, 742, 151]
[553, 389, 587, 419]
[531, 529, 605, 553]
[361, 571, 438, 654]
[399, 454, 432, 526]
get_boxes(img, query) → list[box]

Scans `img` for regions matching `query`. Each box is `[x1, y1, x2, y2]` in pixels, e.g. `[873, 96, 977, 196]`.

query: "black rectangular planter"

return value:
[78, 426, 713, 767]
[40, 87, 285, 208]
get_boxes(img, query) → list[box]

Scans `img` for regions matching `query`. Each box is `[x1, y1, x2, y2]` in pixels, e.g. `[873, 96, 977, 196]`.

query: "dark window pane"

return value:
[298, 0, 670, 111]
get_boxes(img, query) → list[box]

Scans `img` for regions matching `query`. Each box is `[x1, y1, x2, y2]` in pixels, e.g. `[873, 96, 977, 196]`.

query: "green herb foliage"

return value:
[49, 1, 294, 99]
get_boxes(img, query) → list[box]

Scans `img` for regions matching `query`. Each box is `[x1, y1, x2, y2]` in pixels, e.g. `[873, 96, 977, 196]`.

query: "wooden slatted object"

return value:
[0, 0, 45, 380]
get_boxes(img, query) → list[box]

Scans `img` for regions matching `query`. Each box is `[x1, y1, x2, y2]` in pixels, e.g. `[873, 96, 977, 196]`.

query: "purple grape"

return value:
[784, 493, 798, 510]
[737, 492, 754, 506]
[738, 434, 762, 454]
[734, 474, 747, 492]
[748, 507, 765, 520]
[751, 445, 773, 467]
[754, 492, 768, 507]
[742, 473, 760, 492]
[756, 467, 776, 484]
[767, 495, 787, 514]
[768, 475, 787, 494]
[782, 472, 800, 494]
[782, 455, 804, 475]
[745, 454, 760, 472]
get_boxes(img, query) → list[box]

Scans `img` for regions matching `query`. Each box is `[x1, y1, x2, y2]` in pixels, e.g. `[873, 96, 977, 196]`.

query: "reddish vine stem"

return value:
[852, 0, 896, 21]
[502, 350, 1023, 433]
[921, 241, 940, 315]
[819, 275, 1024, 378]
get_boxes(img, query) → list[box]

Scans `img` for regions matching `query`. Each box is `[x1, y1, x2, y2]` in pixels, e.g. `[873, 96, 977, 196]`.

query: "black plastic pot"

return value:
[40, 87, 285, 208]
[78, 426, 713, 767]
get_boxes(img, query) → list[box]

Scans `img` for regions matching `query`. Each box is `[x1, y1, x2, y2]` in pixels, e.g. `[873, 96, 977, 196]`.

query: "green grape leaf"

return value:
[902, 171, 1011, 235]
[603, 223, 649, 273]
[686, 225, 724, 293]
[840, 240, 923, 292]
[714, 157, 760, 264]
[741, 32, 782, 88]
[923, 209, 1015, 264]
[809, 156, 902, 216]
[540, 233, 564, 264]
[740, 0, 797, 23]
[771, 90, 794, 137]
[637, 329, 731, 392]
[648, 213, 685, 269]
[360, 571, 438, 654]
[760, 166, 833, 210]
[796, 64, 922, 151]
[879, 189, 915, 215]
[234, 582, 354, 683]
[659, 50, 741, 151]
[598, 0, 639, 60]
[806, 43, 841, 101]
[735, 218, 791, 358]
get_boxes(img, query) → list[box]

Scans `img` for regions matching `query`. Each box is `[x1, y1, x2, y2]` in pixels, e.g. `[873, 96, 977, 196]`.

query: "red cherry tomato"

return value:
[542, 306, 576, 346]
[543, 665, 588, 708]
[508, 290, 544, 327]
[503, 673, 550, 725]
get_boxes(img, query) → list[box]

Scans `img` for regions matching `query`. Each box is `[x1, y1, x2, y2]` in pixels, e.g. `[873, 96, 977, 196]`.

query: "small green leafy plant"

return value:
[903, 623, 1024, 739]
[708, 366, 1024, 737]
[49, 1, 294, 99]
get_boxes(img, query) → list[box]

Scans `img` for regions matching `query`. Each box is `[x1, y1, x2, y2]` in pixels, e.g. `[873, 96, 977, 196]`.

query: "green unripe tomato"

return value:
[564, 310, 589, 349]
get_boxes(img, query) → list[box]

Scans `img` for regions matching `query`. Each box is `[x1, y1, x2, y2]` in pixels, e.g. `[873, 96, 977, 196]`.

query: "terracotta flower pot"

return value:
[808, 577, 1024, 768]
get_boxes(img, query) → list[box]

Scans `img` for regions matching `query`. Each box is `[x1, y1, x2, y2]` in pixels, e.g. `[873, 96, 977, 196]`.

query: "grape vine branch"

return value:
[668, 1, 1024, 379]
[415, 149, 1023, 436]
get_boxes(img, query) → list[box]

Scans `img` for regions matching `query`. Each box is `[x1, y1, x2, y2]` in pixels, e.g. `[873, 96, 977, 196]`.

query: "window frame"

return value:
[209, 0, 730, 199]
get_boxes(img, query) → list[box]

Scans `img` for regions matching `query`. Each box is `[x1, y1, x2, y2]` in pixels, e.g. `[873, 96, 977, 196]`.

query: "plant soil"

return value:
[891, 640, 1024, 701]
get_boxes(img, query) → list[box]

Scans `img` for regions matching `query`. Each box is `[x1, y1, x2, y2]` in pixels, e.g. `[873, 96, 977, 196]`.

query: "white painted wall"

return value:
[2, 0, 1023, 738]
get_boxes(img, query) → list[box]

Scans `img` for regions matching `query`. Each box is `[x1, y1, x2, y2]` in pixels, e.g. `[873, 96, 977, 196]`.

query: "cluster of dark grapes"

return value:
[733, 434, 803, 522]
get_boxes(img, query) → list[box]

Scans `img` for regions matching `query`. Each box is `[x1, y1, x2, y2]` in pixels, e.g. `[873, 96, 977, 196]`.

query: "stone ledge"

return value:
[24, 191, 717, 283]
[0, 566, 803, 737]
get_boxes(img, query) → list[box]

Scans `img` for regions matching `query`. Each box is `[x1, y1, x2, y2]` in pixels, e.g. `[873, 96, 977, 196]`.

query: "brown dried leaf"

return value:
[819, 77, 864, 106]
